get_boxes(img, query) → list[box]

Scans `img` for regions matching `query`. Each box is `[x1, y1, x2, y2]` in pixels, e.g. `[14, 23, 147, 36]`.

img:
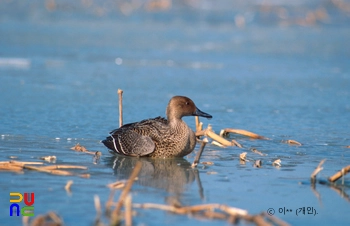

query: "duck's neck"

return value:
[168, 116, 184, 128]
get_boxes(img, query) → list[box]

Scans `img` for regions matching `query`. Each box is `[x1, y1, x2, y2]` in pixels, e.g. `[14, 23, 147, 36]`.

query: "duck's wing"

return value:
[103, 117, 168, 157]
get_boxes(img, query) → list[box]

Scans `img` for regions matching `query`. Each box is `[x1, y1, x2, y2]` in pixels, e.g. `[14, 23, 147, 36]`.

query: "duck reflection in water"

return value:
[106, 155, 204, 197]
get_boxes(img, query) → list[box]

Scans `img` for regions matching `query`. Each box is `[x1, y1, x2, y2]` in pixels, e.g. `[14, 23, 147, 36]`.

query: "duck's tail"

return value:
[102, 136, 118, 152]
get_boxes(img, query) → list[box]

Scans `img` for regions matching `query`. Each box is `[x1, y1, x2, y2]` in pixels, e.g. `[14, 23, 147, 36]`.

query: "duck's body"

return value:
[102, 96, 212, 158]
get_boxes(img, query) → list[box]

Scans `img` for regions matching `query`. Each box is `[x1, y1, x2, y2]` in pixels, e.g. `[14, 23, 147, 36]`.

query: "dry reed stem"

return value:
[251, 148, 266, 156]
[70, 143, 98, 155]
[240, 152, 247, 161]
[0, 163, 23, 172]
[23, 165, 73, 175]
[250, 214, 271, 226]
[22, 165, 90, 178]
[263, 212, 291, 226]
[283, 140, 302, 146]
[118, 89, 123, 128]
[94, 195, 102, 225]
[124, 194, 133, 226]
[111, 161, 142, 225]
[8, 160, 44, 165]
[195, 116, 200, 132]
[206, 129, 233, 146]
[133, 203, 249, 220]
[0, 161, 42, 172]
[132, 202, 289, 225]
[272, 159, 281, 167]
[310, 159, 326, 181]
[220, 128, 266, 139]
[211, 140, 226, 147]
[328, 165, 350, 183]
[107, 180, 126, 189]
[201, 161, 214, 165]
[105, 189, 116, 215]
[232, 139, 242, 148]
[29, 211, 63, 226]
[41, 165, 87, 170]
[196, 127, 247, 147]
[192, 138, 208, 168]
[64, 180, 73, 192]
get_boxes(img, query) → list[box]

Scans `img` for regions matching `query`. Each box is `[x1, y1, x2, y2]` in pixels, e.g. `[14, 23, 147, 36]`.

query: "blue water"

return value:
[1, 1, 350, 225]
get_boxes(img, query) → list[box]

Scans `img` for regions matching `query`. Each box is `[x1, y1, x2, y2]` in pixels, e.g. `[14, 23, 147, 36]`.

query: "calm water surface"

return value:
[1, 1, 350, 225]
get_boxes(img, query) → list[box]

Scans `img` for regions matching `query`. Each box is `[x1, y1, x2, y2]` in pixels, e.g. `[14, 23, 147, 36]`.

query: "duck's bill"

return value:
[193, 107, 212, 119]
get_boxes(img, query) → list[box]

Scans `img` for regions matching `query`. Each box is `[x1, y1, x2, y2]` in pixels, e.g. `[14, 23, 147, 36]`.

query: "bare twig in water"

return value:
[132, 202, 287, 225]
[231, 139, 242, 148]
[192, 138, 208, 168]
[118, 89, 123, 127]
[262, 212, 290, 226]
[94, 195, 103, 226]
[201, 161, 214, 165]
[195, 116, 200, 132]
[251, 148, 266, 156]
[0, 162, 24, 172]
[283, 140, 302, 146]
[65, 180, 74, 193]
[110, 161, 142, 225]
[6, 160, 43, 166]
[70, 143, 100, 155]
[41, 165, 87, 170]
[107, 180, 126, 189]
[272, 159, 281, 167]
[220, 128, 266, 139]
[29, 211, 63, 226]
[22, 164, 89, 178]
[240, 152, 247, 162]
[328, 165, 350, 183]
[211, 140, 226, 147]
[124, 194, 133, 226]
[310, 159, 326, 182]
[196, 125, 233, 146]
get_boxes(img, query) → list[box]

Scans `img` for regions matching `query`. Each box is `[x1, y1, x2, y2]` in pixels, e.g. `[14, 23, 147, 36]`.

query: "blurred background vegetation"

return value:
[1, 0, 349, 27]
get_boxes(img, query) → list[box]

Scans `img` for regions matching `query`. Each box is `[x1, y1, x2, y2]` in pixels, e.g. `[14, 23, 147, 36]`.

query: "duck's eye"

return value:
[185, 102, 189, 105]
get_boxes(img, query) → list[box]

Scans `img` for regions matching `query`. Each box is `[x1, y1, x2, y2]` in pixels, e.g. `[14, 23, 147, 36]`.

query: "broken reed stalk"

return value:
[70, 143, 101, 156]
[133, 203, 247, 216]
[192, 138, 208, 168]
[124, 194, 133, 226]
[65, 180, 74, 192]
[262, 212, 291, 226]
[22, 165, 89, 178]
[94, 195, 102, 225]
[111, 161, 142, 225]
[0, 162, 24, 172]
[23, 165, 74, 176]
[132, 202, 288, 225]
[220, 128, 266, 139]
[40, 165, 87, 170]
[196, 126, 232, 146]
[118, 89, 123, 128]
[5, 160, 43, 166]
[329, 165, 350, 183]
[195, 116, 200, 132]
[29, 211, 62, 226]
[310, 159, 326, 182]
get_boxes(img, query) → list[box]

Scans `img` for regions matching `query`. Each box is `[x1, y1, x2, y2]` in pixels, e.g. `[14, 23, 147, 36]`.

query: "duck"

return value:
[102, 96, 212, 158]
